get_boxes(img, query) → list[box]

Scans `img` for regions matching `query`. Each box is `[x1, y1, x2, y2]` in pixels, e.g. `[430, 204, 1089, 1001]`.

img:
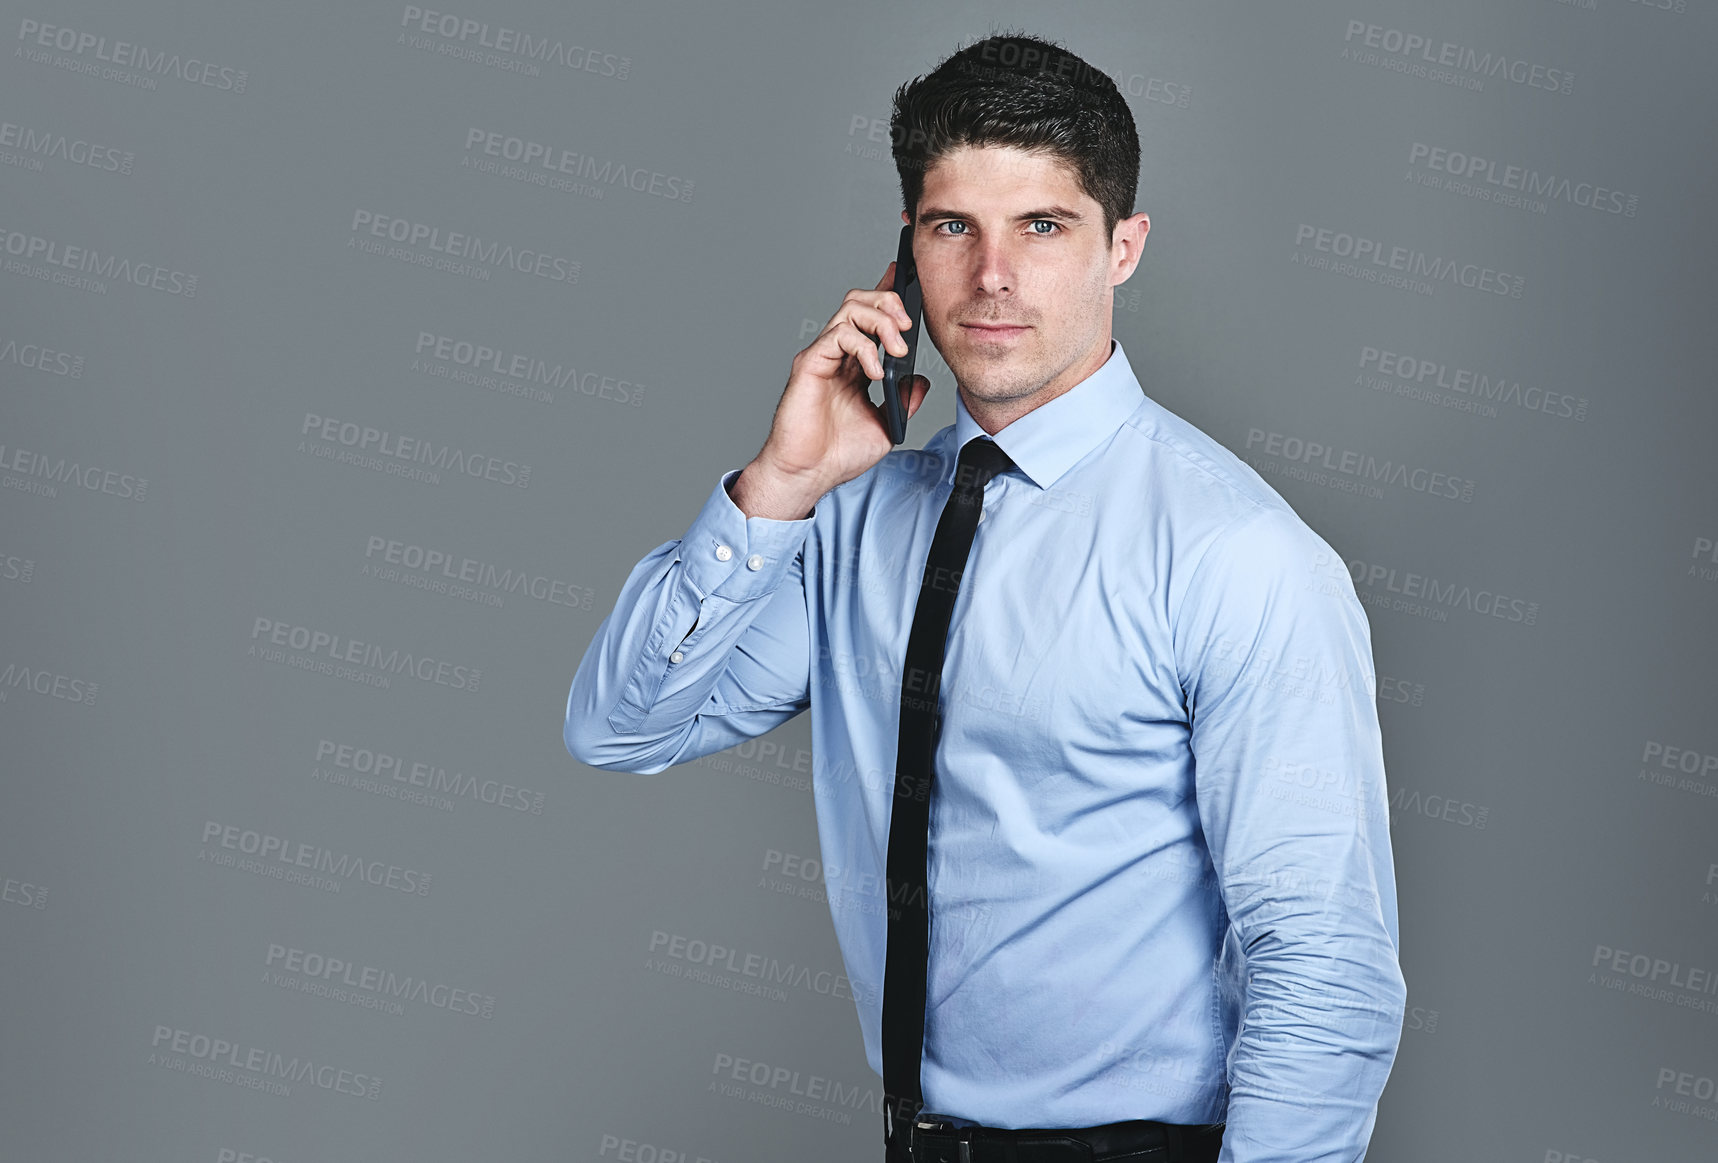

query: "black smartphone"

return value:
[878, 223, 920, 445]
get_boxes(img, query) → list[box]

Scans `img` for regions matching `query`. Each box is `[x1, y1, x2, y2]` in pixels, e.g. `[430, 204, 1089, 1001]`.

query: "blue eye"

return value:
[933, 220, 1061, 236]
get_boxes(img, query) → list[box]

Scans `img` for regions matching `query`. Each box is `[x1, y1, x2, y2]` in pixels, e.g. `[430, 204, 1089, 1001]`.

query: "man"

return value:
[566, 32, 1406, 1163]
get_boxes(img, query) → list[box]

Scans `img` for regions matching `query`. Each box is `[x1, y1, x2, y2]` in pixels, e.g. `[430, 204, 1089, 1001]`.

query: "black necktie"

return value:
[883, 435, 1015, 1153]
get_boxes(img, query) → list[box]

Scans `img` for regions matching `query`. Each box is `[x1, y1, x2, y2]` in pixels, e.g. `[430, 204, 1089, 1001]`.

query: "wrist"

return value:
[729, 460, 823, 521]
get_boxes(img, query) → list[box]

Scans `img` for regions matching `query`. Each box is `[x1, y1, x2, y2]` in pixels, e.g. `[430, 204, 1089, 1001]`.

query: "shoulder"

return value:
[1112, 397, 1354, 617]
[1109, 395, 1334, 574]
[1115, 394, 1292, 528]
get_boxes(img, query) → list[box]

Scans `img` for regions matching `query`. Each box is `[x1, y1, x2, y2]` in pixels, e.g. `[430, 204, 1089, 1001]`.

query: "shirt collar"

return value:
[949, 338, 1146, 490]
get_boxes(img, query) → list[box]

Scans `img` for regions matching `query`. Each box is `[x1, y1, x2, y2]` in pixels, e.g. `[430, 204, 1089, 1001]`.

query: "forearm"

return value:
[1217, 916, 1407, 1163]
[564, 469, 816, 773]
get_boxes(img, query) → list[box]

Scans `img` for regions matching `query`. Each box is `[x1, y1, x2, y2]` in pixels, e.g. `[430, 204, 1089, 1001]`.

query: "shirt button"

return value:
[714, 544, 733, 561]
[747, 554, 764, 571]
[669, 651, 684, 664]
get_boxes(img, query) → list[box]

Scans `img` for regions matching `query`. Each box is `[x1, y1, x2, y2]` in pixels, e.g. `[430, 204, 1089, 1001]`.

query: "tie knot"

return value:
[953, 437, 1014, 494]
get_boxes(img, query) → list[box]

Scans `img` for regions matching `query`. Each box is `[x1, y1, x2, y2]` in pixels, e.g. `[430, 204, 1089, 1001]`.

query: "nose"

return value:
[971, 236, 1014, 296]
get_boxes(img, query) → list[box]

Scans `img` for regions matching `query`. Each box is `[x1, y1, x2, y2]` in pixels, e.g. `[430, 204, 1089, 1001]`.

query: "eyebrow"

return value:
[916, 205, 1088, 225]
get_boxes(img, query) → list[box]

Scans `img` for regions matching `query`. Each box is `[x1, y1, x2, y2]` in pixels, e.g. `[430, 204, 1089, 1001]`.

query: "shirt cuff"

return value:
[679, 469, 817, 602]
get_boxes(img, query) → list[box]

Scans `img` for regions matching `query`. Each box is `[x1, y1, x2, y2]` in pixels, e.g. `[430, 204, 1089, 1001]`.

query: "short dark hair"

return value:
[889, 32, 1140, 241]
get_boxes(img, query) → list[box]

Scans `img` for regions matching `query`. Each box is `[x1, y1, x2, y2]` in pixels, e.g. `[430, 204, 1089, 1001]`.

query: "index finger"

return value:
[875, 261, 895, 292]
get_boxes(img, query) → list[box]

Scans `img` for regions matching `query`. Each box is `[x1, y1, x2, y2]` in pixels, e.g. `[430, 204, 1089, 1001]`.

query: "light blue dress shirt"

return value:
[565, 339, 1406, 1162]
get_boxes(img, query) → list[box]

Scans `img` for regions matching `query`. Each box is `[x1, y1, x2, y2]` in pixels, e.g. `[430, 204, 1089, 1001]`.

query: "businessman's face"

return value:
[907, 144, 1148, 424]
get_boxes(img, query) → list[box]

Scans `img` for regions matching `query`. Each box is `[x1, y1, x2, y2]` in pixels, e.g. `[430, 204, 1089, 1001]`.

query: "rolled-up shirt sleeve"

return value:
[1173, 503, 1407, 1163]
[564, 469, 818, 775]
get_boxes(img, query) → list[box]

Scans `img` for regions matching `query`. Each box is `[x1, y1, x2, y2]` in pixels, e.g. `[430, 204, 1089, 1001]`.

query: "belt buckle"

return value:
[913, 1113, 975, 1163]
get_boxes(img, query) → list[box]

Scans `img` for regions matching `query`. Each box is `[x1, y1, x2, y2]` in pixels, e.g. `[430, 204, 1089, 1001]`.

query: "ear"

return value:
[1110, 212, 1151, 285]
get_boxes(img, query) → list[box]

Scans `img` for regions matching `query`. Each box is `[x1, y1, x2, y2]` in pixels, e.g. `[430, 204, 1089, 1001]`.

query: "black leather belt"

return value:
[890, 1112, 1226, 1163]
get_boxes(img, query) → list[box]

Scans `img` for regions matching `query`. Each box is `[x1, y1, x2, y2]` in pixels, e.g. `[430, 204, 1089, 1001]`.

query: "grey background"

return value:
[3, 1, 1716, 1160]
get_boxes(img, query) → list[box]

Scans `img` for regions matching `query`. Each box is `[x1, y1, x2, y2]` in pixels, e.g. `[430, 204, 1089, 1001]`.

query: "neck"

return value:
[958, 333, 1114, 435]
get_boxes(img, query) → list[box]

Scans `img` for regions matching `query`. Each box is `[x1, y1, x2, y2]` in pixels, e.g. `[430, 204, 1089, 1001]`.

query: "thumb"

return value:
[904, 375, 931, 417]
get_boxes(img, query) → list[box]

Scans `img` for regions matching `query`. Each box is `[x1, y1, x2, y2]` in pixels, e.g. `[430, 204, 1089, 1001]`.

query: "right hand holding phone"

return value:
[731, 262, 931, 520]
